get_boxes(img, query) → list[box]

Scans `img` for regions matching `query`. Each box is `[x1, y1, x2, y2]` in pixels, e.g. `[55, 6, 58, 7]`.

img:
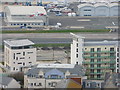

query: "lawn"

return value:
[1, 29, 110, 33]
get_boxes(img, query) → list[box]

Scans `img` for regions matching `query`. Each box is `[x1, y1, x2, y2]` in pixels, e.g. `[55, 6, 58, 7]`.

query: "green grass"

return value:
[1, 29, 110, 34]
[33, 43, 70, 47]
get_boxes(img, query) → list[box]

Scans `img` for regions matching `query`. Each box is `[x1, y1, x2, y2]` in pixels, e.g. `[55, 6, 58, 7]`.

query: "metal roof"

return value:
[4, 39, 34, 47]
[5, 6, 47, 15]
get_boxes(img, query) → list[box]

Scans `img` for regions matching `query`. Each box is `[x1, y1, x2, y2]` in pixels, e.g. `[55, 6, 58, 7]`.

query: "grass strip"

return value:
[33, 43, 70, 47]
[1, 29, 110, 34]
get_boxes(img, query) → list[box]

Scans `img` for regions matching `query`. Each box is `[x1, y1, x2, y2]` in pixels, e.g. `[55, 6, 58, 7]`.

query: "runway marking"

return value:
[70, 26, 84, 29]
[106, 26, 118, 29]
[77, 19, 91, 21]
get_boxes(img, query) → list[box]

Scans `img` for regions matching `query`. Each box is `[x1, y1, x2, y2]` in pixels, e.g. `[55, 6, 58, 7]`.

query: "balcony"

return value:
[90, 72, 104, 75]
[83, 56, 116, 59]
[86, 66, 116, 69]
[83, 60, 116, 64]
[83, 51, 116, 53]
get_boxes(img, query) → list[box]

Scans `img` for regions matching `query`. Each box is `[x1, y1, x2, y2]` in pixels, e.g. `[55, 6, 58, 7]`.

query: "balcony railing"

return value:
[83, 60, 116, 64]
[86, 66, 116, 69]
[83, 51, 116, 53]
[83, 56, 116, 59]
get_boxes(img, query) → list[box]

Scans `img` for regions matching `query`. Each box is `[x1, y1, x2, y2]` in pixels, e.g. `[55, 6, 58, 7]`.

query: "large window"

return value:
[90, 48, 94, 52]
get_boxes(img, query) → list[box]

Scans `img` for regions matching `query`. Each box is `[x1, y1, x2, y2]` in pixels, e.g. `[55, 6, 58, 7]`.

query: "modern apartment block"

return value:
[4, 39, 36, 72]
[71, 33, 119, 80]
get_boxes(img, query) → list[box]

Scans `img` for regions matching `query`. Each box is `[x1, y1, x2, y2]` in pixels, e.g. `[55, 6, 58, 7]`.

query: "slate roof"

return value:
[0, 76, 13, 85]
[26, 64, 85, 77]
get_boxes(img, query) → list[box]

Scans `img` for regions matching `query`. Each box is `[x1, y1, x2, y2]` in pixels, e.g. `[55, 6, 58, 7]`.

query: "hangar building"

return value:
[78, 3, 119, 16]
[4, 6, 48, 27]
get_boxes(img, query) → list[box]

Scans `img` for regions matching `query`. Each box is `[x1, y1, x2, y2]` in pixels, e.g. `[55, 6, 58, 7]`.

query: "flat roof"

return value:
[84, 41, 119, 46]
[4, 39, 34, 47]
[37, 64, 75, 68]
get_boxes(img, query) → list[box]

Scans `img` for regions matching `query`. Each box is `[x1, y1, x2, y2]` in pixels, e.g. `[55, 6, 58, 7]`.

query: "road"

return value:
[1, 33, 119, 45]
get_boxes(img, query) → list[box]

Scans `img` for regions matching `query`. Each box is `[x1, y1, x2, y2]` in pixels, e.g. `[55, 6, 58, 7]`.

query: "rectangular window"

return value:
[16, 53, 21, 54]
[76, 48, 78, 52]
[18, 62, 22, 64]
[23, 52, 25, 56]
[76, 43, 78, 47]
[110, 48, 114, 51]
[16, 57, 18, 60]
[76, 54, 78, 58]
[90, 48, 94, 52]
[91, 64, 94, 67]
[27, 52, 33, 54]
[97, 48, 101, 52]
[13, 53, 15, 59]
[97, 64, 101, 67]
[91, 59, 94, 62]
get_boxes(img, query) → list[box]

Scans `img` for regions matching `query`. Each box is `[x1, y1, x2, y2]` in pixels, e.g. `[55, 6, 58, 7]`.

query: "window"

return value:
[20, 57, 25, 59]
[117, 48, 119, 52]
[13, 53, 15, 59]
[117, 69, 119, 73]
[110, 48, 114, 51]
[97, 64, 101, 67]
[97, 69, 101, 73]
[76, 54, 78, 58]
[110, 53, 115, 57]
[91, 48, 94, 52]
[117, 64, 119, 67]
[13, 67, 15, 70]
[97, 48, 101, 52]
[16, 53, 21, 54]
[90, 69, 94, 73]
[39, 83, 42, 86]
[34, 83, 36, 86]
[91, 59, 94, 62]
[97, 54, 101, 57]
[23, 52, 25, 56]
[117, 53, 119, 57]
[117, 58, 119, 62]
[18, 62, 22, 64]
[76, 48, 78, 52]
[23, 63, 25, 66]
[31, 83, 33, 86]
[91, 64, 94, 67]
[27, 52, 33, 54]
[90, 54, 94, 57]
[76, 43, 78, 47]
[97, 75, 101, 78]
[16, 57, 18, 60]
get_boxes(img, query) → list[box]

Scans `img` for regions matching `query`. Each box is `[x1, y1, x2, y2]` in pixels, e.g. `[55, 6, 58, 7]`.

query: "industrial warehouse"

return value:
[78, 3, 119, 16]
[4, 6, 48, 27]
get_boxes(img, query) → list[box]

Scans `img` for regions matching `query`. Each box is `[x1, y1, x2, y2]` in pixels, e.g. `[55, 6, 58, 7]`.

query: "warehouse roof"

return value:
[4, 39, 34, 47]
[78, 3, 94, 8]
[5, 6, 47, 15]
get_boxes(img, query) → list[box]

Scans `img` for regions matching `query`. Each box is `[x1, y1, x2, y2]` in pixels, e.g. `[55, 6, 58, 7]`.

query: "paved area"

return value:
[49, 16, 118, 29]
[1, 33, 119, 45]
[1, 16, 118, 30]
[37, 48, 70, 64]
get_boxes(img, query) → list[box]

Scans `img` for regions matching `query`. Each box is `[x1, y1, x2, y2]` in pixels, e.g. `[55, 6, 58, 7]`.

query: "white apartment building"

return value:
[4, 39, 36, 72]
[71, 33, 84, 65]
[70, 33, 120, 80]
